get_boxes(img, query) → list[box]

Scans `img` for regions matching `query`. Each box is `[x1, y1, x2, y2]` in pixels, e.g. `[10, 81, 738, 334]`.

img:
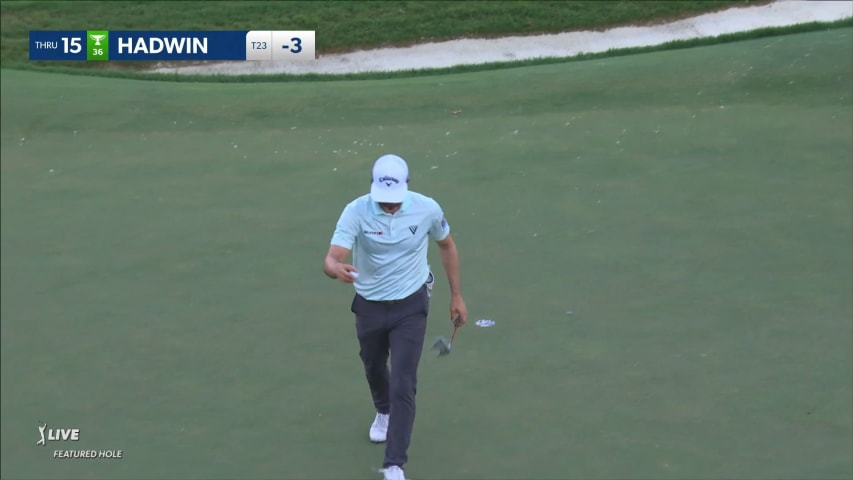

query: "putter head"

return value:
[432, 336, 452, 356]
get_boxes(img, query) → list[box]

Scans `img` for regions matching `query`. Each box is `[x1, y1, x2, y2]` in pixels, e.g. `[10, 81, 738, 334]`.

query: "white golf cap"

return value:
[370, 154, 409, 203]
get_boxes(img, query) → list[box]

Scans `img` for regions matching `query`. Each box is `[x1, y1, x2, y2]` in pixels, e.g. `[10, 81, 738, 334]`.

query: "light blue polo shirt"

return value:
[330, 191, 450, 301]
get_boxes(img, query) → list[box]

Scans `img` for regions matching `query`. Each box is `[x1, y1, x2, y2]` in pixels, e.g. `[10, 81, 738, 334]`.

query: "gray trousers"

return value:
[351, 276, 432, 469]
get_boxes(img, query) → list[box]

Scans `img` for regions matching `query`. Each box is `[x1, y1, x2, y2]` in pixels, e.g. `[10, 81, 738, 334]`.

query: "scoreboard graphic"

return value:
[29, 30, 316, 61]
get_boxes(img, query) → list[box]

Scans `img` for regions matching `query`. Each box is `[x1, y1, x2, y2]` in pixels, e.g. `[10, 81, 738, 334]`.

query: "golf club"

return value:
[432, 315, 462, 357]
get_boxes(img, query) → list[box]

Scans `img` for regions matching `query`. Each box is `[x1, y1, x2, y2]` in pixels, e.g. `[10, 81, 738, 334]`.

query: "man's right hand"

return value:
[324, 245, 356, 282]
[335, 263, 359, 284]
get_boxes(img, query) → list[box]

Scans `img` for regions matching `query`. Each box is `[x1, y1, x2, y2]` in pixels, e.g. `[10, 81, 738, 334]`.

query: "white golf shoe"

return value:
[382, 465, 406, 480]
[369, 412, 389, 442]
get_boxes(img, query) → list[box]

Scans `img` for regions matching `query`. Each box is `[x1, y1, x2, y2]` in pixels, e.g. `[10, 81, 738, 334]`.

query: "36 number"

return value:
[92, 48, 103, 56]
[62, 37, 82, 54]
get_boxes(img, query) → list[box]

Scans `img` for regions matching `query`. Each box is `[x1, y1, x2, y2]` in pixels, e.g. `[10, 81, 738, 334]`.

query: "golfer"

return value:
[323, 154, 468, 480]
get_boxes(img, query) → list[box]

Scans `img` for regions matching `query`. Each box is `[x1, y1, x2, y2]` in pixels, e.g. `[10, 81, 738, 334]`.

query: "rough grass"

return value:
[2, 0, 766, 69]
[4, 19, 849, 83]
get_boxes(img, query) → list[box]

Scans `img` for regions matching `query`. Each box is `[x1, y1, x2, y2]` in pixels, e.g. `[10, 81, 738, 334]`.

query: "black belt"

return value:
[367, 284, 425, 305]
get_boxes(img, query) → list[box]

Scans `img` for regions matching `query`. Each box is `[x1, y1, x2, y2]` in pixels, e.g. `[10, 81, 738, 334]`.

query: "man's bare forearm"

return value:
[324, 255, 340, 278]
[438, 241, 461, 297]
[324, 245, 352, 279]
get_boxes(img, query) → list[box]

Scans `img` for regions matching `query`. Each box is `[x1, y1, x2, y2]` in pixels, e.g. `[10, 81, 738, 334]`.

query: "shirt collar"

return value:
[371, 192, 412, 216]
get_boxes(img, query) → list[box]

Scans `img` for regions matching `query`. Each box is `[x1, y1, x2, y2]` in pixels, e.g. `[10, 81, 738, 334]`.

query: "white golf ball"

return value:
[350, 271, 359, 279]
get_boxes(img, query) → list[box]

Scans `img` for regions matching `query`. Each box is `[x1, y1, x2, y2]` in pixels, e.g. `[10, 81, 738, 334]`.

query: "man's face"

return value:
[379, 202, 402, 214]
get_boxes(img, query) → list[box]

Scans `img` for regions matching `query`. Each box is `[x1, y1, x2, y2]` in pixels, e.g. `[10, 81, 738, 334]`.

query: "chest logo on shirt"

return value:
[364, 230, 384, 236]
[408, 225, 418, 235]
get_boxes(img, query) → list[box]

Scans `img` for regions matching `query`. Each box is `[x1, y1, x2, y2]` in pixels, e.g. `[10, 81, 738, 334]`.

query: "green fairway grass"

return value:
[2, 27, 852, 480]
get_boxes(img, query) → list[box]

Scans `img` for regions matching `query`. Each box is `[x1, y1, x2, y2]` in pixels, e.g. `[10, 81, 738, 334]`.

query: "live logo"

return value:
[47, 429, 80, 441]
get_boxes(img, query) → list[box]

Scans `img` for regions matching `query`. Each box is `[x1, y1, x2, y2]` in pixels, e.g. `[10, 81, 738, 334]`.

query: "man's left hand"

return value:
[450, 296, 467, 326]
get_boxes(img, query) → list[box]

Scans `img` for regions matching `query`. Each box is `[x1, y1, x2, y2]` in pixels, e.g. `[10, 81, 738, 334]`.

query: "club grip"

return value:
[449, 315, 461, 342]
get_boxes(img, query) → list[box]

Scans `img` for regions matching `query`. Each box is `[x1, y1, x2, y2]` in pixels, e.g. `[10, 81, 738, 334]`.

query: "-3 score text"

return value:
[251, 37, 303, 53]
